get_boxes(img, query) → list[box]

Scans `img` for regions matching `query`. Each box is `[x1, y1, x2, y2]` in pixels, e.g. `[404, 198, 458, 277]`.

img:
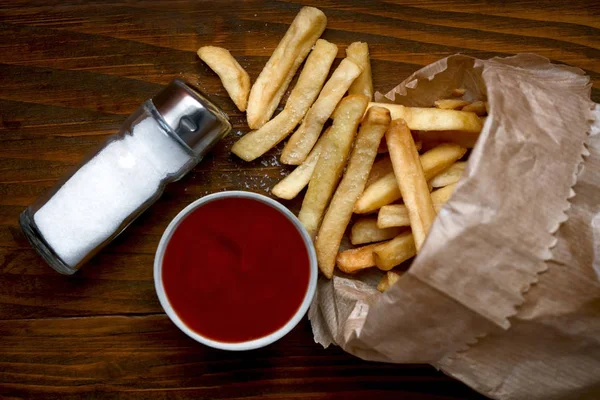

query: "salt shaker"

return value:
[20, 79, 231, 275]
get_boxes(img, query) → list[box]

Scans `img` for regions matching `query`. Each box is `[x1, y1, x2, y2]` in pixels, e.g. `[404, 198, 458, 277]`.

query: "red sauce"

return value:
[162, 196, 310, 343]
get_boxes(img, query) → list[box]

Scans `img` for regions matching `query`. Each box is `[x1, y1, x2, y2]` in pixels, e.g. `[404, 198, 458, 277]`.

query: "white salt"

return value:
[34, 117, 192, 268]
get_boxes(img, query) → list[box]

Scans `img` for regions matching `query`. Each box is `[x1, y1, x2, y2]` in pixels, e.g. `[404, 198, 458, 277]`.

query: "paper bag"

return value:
[309, 54, 600, 399]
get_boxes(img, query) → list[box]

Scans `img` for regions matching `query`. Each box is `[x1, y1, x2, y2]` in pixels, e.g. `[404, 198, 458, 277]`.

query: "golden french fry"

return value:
[271, 127, 332, 200]
[366, 156, 392, 188]
[350, 217, 402, 245]
[375, 182, 457, 231]
[377, 270, 403, 292]
[298, 95, 369, 239]
[340, 232, 416, 276]
[197, 46, 250, 112]
[337, 242, 381, 274]
[234, 112, 295, 160]
[372, 183, 456, 230]
[232, 39, 337, 161]
[431, 182, 457, 204]
[377, 203, 444, 229]
[378, 205, 411, 228]
[380, 139, 424, 152]
[355, 175, 411, 216]
[373, 231, 416, 271]
[451, 88, 466, 97]
[368, 103, 483, 132]
[281, 58, 363, 165]
[346, 42, 373, 100]
[376, 183, 458, 229]
[354, 143, 466, 214]
[378, 139, 420, 154]
[462, 100, 488, 116]
[246, 7, 327, 129]
[417, 130, 480, 149]
[380, 139, 421, 153]
[316, 106, 391, 278]
[285, 39, 338, 117]
[434, 99, 471, 110]
[430, 161, 466, 188]
[386, 119, 436, 251]
[408, 142, 465, 182]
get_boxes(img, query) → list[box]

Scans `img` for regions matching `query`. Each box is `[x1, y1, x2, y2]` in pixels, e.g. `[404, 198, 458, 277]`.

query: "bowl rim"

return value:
[154, 190, 318, 351]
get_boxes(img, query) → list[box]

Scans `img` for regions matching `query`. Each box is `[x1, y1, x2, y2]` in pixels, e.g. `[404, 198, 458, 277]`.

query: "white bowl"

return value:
[154, 191, 318, 351]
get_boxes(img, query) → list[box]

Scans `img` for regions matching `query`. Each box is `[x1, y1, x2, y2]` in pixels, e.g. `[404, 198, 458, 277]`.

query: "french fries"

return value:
[420, 144, 468, 178]
[377, 204, 443, 229]
[336, 242, 381, 274]
[386, 119, 436, 251]
[373, 231, 416, 271]
[346, 42, 373, 100]
[377, 205, 410, 228]
[375, 183, 456, 242]
[350, 217, 402, 245]
[376, 183, 457, 228]
[365, 156, 393, 188]
[199, 6, 486, 285]
[232, 39, 338, 161]
[431, 182, 457, 204]
[462, 100, 488, 116]
[271, 127, 332, 200]
[430, 161, 466, 188]
[354, 143, 466, 214]
[298, 95, 369, 239]
[246, 7, 327, 129]
[451, 88, 466, 97]
[197, 46, 250, 112]
[281, 58, 363, 165]
[378, 137, 421, 153]
[354, 173, 398, 214]
[434, 99, 471, 110]
[368, 103, 483, 132]
[315, 106, 390, 277]
[377, 270, 403, 292]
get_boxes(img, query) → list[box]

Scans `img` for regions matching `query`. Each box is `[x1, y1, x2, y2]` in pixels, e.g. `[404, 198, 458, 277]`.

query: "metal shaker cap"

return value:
[152, 79, 231, 157]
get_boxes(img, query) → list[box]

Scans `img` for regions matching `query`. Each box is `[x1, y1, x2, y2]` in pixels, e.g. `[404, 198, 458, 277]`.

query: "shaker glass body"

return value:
[20, 100, 200, 274]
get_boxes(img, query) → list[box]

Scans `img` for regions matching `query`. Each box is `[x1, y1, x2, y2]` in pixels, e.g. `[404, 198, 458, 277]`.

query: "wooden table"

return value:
[1, 1, 598, 398]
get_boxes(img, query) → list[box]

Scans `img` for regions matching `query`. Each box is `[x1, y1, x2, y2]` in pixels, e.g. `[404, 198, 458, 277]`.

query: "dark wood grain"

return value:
[1, 0, 598, 398]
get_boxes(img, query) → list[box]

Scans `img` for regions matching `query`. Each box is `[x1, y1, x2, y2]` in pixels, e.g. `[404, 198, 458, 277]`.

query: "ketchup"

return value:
[162, 196, 310, 343]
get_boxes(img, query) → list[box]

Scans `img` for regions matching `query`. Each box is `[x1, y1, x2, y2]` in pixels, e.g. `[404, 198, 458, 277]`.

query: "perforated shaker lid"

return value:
[152, 79, 231, 157]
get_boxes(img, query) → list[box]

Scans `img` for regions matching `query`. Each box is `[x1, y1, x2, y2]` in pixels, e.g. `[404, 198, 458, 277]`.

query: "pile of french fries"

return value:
[197, 7, 487, 291]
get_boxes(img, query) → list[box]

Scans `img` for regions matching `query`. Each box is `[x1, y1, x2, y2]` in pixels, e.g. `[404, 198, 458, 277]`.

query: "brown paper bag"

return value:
[309, 54, 600, 400]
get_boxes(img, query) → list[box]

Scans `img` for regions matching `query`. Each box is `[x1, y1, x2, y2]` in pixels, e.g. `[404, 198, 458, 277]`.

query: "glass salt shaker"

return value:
[20, 79, 231, 275]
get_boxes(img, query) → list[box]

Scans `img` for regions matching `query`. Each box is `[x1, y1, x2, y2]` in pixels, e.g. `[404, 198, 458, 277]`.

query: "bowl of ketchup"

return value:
[154, 191, 317, 351]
